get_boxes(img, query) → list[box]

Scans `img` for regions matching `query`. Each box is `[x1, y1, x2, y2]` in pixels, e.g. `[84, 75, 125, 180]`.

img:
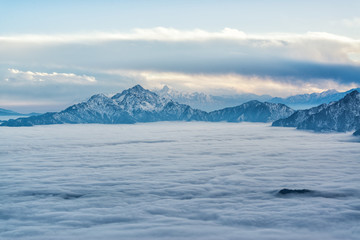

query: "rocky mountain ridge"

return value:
[273, 90, 360, 134]
[1, 85, 294, 127]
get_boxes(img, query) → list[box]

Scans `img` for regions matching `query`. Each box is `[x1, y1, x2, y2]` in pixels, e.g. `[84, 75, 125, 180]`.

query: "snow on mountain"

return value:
[298, 90, 360, 132]
[273, 90, 360, 133]
[1, 94, 135, 126]
[113, 85, 169, 113]
[208, 100, 295, 122]
[156, 85, 360, 111]
[1, 85, 208, 126]
[156, 85, 213, 104]
[1, 85, 296, 127]
[4, 85, 359, 129]
[269, 88, 360, 109]
[272, 103, 329, 127]
[154, 86, 217, 111]
[55, 93, 135, 124]
[154, 85, 272, 111]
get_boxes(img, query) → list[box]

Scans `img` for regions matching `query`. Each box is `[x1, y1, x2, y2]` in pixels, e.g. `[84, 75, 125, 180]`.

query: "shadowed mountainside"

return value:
[273, 90, 360, 133]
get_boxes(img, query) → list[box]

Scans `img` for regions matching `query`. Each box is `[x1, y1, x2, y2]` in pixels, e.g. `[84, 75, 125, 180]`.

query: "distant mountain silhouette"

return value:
[269, 88, 360, 108]
[1, 85, 294, 127]
[208, 100, 294, 123]
[155, 85, 360, 111]
[155, 85, 272, 111]
[0, 108, 24, 116]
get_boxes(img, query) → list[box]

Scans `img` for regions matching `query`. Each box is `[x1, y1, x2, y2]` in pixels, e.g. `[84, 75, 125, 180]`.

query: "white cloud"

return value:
[1, 28, 359, 110]
[348, 52, 360, 62]
[0, 28, 247, 43]
[105, 70, 359, 97]
[0, 27, 357, 44]
[341, 17, 360, 27]
[0, 123, 359, 239]
[6, 69, 96, 85]
[0, 28, 359, 65]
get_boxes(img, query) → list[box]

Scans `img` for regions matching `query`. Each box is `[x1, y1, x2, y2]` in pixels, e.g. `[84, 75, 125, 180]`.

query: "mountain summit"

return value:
[1, 85, 208, 126]
[112, 85, 169, 114]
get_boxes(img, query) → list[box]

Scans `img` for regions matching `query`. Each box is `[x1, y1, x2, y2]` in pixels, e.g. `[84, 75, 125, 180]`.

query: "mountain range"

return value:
[155, 86, 360, 111]
[0, 108, 26, 116]
[269, 88, 360, 109]
[155, 86, 272, 111]
[0, 108, 39, 123]
[1, 85, 360, 136]
[273, 90, 360, 134]
[0, 85, 294, 127]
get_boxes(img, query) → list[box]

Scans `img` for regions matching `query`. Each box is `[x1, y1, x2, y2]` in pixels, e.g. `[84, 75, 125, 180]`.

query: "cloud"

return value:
[341, 17, 360, 28]
[1, 123, 360, 239]
[6, 69, 96, 85]
[0, 27, 356, 44]
[1, 69, 105, 112]
[348, 52, 360, 62]
[1, 28, 360, 111]
[0, 28, 359, 64]
[107, 70, 358, 97]
[0, 28, 249, 43]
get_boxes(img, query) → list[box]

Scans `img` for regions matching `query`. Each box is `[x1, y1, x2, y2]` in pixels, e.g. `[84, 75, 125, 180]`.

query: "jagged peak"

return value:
[108, 85, 170, 113]
[131, 84, 145, 91]
[321, 89, 338, 94]
[342, 90, 359, 100]
[162, 85, 170, 91]
[122, 84, 148, 95]
[89, 93, 108, 99]
[243, 100, 261, 105]
[348, 89, 359, 95]
[112, 85, 155, 100]
[88, 93, 110, 102]
[264, 101, 291, 107]
[345, 88, 360, 94]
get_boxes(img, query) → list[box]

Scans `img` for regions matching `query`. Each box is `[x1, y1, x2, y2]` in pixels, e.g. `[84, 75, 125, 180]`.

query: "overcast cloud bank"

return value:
[1, 28, 359, 111]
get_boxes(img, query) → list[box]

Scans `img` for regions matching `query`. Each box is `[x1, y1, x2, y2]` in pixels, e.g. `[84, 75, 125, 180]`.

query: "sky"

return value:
[1, 0, 360, 112]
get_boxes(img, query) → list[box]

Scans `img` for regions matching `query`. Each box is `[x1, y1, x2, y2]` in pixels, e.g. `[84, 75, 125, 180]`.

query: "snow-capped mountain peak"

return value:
[88, 93, 111, 103]
[112, 85, 169, 113]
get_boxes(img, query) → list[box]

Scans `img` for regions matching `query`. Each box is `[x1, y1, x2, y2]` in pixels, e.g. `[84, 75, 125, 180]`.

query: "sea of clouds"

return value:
[0, 122, 359, 240]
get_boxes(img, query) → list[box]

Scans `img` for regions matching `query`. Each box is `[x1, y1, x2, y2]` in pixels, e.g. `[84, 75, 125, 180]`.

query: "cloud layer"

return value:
[1, 122, 360, 239]
[111, 70, 358, 97]
[1, 28, 360, 111]
[1, 28, 359, 64]
[6, 69, 96, 85]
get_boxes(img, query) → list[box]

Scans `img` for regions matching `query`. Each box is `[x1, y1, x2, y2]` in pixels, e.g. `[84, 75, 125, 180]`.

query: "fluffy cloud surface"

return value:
[1, 123, 359, 239]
